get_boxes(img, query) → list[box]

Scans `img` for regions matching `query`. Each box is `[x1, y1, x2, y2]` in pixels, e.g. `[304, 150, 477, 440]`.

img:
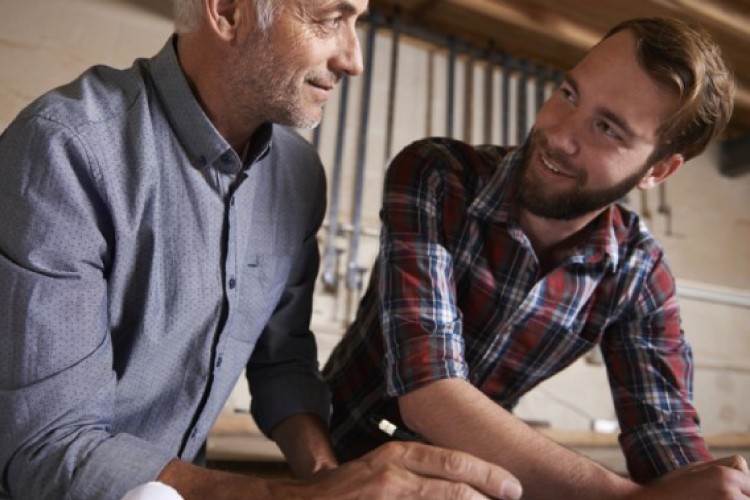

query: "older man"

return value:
[0, 1, 522, 499]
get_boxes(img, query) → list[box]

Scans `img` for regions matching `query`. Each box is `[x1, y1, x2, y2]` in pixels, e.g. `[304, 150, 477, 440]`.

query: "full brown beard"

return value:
[514, 128, 650, 221]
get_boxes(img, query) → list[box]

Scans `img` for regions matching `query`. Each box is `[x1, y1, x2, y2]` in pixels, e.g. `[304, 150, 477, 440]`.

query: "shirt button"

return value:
[190, 428, 198, 440]
[216, 356, 223, 368]
[231, 197, 235, 206]
[228, 277, 236, 289]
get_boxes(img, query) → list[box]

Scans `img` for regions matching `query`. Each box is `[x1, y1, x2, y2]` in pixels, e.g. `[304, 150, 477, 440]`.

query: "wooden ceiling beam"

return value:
[651, 0, 750, 38]
[443, 0, 601, 50]
[369, 0, 750, 137]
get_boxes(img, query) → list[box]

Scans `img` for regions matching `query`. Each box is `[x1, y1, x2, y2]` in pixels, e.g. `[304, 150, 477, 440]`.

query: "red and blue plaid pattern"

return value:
[323, 137, 711, 483]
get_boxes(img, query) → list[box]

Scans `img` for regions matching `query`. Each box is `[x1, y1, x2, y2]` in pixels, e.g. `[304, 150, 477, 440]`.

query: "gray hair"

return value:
[173, 0, 279, 35]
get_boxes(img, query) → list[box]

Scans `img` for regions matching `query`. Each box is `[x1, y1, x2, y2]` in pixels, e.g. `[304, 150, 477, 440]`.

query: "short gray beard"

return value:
[229, 30, 321, 130]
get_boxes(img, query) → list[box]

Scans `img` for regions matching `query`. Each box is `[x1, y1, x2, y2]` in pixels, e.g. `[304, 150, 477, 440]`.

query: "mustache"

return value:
[530, 129, 580, 178]
[308, 71, 342, 89]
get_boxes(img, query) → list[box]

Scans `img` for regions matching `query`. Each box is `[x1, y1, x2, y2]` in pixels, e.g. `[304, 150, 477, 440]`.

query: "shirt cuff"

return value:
[384, 328, 469, 398]
[619, 420, 712, 483]
[250, 373, 331, 436]
[67, 434, 176, 500]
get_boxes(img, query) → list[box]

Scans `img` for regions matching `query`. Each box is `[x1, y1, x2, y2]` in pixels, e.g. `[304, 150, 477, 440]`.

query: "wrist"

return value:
[295, 456, 338, 481]
[265, 478, 311, 500]
[312, 459, 338, 473]
[609, 477, 644, 500]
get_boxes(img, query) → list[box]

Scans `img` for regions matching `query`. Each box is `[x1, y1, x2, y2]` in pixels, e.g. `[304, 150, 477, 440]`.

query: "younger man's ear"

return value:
[638, 153, 684, 190]
[206, 0, 242, 41]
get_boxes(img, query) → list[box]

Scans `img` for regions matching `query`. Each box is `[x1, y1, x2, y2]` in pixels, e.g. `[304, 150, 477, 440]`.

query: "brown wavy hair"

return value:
[604, 17, 736, 161]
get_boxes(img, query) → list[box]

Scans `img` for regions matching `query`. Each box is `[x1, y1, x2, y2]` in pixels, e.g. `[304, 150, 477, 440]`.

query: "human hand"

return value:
[632, 455, 750, 500]
[285, 441, 523, 499]
[661, 455, 749, 477]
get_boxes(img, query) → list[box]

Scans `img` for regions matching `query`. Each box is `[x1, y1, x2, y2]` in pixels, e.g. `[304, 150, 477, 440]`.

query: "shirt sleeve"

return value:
[246, 163, 332, 436]
[600, 251, 712, 483]
[378, 139, 470, 398]
[0, 116, 174, 499]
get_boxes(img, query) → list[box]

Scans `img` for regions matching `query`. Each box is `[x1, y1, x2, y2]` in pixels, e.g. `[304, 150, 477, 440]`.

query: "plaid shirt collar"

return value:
[467, 142, 622, 273]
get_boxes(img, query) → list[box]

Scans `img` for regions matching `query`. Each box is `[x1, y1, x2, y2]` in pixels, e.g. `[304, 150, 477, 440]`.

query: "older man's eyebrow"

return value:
[334, 1, 368, 17]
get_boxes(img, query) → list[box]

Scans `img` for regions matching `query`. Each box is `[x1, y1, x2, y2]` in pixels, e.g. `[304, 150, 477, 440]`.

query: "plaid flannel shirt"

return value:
[323, 137, 711, 483]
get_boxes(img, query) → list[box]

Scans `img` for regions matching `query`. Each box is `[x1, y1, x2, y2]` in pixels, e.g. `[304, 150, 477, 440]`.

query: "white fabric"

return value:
[121, 482, 184, 500]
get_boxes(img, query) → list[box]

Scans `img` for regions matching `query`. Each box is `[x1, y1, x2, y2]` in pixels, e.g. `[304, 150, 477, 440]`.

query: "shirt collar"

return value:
[467, 140, 621, 271]
[467, 142, 527, 225]
[587, 205, 623, 271]
[243, 123, 273, 167]
[148, 35, 272, 175]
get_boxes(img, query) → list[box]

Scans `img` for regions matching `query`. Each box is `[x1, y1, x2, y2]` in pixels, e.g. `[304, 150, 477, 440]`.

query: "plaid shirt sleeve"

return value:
[379, 140, 471, 397]
[601, 250, 712, 483]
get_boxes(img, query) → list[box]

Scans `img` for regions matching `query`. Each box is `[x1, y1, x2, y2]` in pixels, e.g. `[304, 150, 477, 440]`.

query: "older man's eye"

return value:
[320, 17, 343, 31]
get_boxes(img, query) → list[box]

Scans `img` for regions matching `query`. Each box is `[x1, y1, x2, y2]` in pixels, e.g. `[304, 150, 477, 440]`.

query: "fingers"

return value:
[727, 455, 749, 475]
[724, 456, 750, 496]
[366, 441, 523, 500]
[700, 455, 750, 476]
[674, 456, 750, 477]
[676, 455, 750, 498]
[414, 476, 518, 500]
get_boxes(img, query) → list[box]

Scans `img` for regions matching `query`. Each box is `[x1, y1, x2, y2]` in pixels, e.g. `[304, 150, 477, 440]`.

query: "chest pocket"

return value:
[230, 252, 294, 343]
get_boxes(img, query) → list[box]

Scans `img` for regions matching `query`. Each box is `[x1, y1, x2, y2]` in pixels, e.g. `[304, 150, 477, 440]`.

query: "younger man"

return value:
[325, 16, 750, 499]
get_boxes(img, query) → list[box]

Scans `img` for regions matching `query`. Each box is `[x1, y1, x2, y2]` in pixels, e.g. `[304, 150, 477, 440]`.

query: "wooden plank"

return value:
[208, 411, 750, 452]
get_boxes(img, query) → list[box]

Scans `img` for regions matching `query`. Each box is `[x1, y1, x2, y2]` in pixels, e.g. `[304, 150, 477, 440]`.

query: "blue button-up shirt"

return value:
[0, 37, 329, 499]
